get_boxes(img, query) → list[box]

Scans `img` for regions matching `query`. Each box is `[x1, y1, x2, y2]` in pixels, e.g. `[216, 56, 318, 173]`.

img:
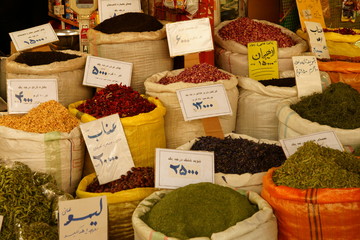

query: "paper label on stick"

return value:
[304, 21, 330, 59]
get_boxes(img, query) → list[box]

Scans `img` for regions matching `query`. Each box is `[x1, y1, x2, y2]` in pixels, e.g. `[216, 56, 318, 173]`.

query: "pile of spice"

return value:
[14, 51, 80, 66]
[290, 82, 360, 129]
[77, 84, 156, 118]
[94, 12, 163, 34]
[258, 77, 296, 87]
[323, 27, 359, 35]
[218, 17, 295, 48]
[190, 136, 286, 174]
[158, 63, 231, 85]
[141, 182, 258, 239]
[273, 141, 360, 189]
[86, 167, 154, 193]
[0, 100, 79, 133]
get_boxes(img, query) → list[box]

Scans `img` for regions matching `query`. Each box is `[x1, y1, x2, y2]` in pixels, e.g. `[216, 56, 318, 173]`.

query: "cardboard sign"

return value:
[59, 196, 108, 239]
[176, 84, 232, 121]
[292, 55, 322, 98]
[248, 41, 279, 80]
[83, 56, 133, 88]
[155, 148, 214, 189]
[7, 79, 58, 114]
[304, 21, 330, 59]
[166, 18, 214, 57]
[296, 0, 326, 31]
[80, 114, 134, 185]
[98, 0, 141, 22]
[280, 131, 344, 158]
[9, 23, 58, 52]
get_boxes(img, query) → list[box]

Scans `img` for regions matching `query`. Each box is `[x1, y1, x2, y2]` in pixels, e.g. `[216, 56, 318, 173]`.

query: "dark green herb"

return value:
[190, 136, 286, 174]
[141, 182, 258, 239]
[14, 51, 80, 66]
[17, 222, 58, 240]
[290, 82, 360, 129]
[273, 141, 360, 189]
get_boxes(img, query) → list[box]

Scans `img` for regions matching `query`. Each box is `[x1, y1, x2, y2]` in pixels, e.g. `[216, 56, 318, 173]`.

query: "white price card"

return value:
[7, 79, 58, 114]
[0, 215, 3, 232]
[280, 131, 344, 158]
[292, 55, 323, 98]
[166, 18, 214, 57]
[59, 196, 108, 240]
[83, 56, 133, 88]
[304, 21, 330, 59]
[155, 148, 214, 189]
[176, 84, 232, 121]
[80, 114, 134, 185]
[98, 0, 141, 22]
[9, 23, 58, 52]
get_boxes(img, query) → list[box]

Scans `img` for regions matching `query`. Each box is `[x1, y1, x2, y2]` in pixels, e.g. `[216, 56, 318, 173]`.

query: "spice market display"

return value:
[0, 1, 360, 239]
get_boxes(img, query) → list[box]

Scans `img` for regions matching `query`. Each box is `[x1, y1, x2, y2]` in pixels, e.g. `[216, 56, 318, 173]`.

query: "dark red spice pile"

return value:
[86, 167, 154, 193]
[323, 28, 358, 35]
[158, 63, 231, 85]
[77, 84, 156, 118]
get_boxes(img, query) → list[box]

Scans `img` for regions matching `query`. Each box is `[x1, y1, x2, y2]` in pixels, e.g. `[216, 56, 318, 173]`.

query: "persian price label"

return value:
[80, 114, 134, 185]
[83, 56, 133, 88]
[296, 0, 326, 31]
[98, 0, 141, 22]
[292, 55, 322, 98]
[280, 131, 344, 158]
[59, 196, 108, 240]
[176, 84, 232, 121]
[248, 41, 279, 80]
[155, 148, 214, 189]
[7, 79, 58, 114]
[166, 18, 214, 57]
[9, 23, 58, 52]
[304, 21, 330, 59]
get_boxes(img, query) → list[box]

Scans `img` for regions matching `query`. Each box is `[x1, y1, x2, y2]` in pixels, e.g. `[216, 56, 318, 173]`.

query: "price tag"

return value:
[304, 21, 330, 59]
[176, 84, 232, 121]
[280, 131, 344, 158]
[7, 79, 58, 114]
[248, 41, 279, 80]
[80, 114, 134, 185]
[155, 148, 214, 189]
[98, 0, 141, 22]
[0, 215, 3, 231]
[54, 5, 65, 16]
[59, 196, 108, 240]
[166, 18, 214, 57]
[292, 55, 322, 98]
[83, 56, 133, 88]
[9, 23, 59, 52]
[296, 0, 326, 31]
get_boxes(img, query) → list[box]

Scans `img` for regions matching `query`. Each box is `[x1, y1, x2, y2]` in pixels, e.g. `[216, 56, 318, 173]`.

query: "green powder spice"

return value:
[141, 182, 258, 239]
[290, 82, 360, 129]
[273, 141, 360, 189]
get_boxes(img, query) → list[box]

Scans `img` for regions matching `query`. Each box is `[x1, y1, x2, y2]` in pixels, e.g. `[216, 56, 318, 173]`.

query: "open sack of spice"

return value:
[76, 167, 157, 240]
[0, 160, 74, 240]
[177, 133, 287, 194]
[144, 63, 238, 149]
[0, 100, 84, 194]
[68, 83, 166, 176]
[277, 82, 360, 152]
[261, 141, 360, 239]
[132, 182, 277, 240]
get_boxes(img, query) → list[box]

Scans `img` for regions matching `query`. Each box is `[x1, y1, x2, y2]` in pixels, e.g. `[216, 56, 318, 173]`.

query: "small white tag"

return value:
[304, 21, 330, 59]
[98, 0, 142, 22]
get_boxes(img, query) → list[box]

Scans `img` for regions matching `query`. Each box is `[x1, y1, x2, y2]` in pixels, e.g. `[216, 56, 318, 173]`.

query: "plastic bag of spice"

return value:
[144, 64, 238, 149]
[5, 50, 94, 106]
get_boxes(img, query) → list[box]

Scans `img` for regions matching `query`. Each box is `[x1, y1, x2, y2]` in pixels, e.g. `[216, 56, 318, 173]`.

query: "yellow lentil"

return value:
[0, 100, 80, 133]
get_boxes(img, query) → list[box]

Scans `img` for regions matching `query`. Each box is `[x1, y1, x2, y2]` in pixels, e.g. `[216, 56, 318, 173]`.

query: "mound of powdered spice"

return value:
[14, 51, 80, 66]
[158, 63, 231, 85]
[190, 136, 286, 174]
[77, 84, 156, 118]
[141, 182, 258, 239]
[0, 100, 79, 133]
[273, 141, 360, 189]
[218, 17, 295, 48]
[290, 82, 360, 129]
[94, 12, 163, 34]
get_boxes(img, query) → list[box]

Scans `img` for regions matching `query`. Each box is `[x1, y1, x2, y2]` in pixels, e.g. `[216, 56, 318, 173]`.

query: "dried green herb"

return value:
[141, 182, 258, 239]
[17, 222, 58, 240]
[290, 82, 360, 129]
[273, 141, 360, 189]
